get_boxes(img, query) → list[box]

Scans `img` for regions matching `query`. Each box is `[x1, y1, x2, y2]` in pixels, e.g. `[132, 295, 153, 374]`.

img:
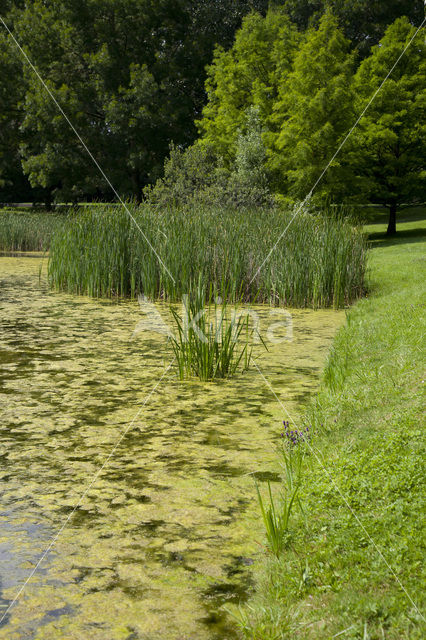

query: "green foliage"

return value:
[347, 18, 426, 232]
[48, 203, 367, 308]
[198, 9, 300, 159]
[270, 10, 356, 199]
[197, 8, 425, 211]
[280, 1, 424, 56]
[169, 284, 255, 380]
[144, 142, 221, 206]
[2, 1, 424, 207]
[256, 482, 288, 559]
[15, 0, 169, 200]
[233, 106, 270, 189]
[222, 108, 274, 208]
[148, 107, 274, 208]
[198, 9, 359, 201]
[4, 0, 272, 201]
[3, 1, 424, 208]
[0, 27, 25, 193]
[0, 208, 64, 251]
[239, 212, 426, 639]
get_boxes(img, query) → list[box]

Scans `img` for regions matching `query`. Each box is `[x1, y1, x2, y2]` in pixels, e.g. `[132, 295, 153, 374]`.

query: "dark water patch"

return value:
[138, 519, 166, 534]
[39, 604, 74, 626]
[202, 578, 253, 607]
[224, 555, 256, 579]
[217, 498, 250, 520]
[205, 462, 247, 477]
[251, 470, 282, 483]
[199, 577, 254, 639]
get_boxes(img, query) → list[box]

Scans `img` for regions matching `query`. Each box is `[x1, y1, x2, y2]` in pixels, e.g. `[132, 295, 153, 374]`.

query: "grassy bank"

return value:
[0, 208, 65, 252]
[238, 210, 425, 638]
[48, 203, 366, 307]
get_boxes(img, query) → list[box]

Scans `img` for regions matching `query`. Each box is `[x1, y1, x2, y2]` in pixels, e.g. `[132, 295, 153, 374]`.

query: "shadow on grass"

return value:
[368, 226, 426, 249]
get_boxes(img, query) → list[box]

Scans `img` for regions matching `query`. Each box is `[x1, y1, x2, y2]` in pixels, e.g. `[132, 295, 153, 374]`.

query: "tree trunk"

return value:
[386, 202, 397, 235]
[132, 169, 142, 204]
[45, 188, 53, 211]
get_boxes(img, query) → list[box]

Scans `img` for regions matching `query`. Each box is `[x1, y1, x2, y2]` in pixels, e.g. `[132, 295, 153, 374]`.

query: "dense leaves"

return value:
[0, 0, 270, 201]
[0, 0, 424, 224]
[279, 0, 425, 56]
[199, 9, 300, 160]
[270, 11, 355, 199]
[197, 6, 425, 230]
[348, 18, 426, 233]
[0, 28, 23, 191]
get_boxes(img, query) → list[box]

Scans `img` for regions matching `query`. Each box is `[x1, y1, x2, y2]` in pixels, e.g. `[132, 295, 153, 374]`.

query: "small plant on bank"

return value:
[256, 482, 291, 558]
[256, 448, 304, 558]
[169, 284, 261, 380]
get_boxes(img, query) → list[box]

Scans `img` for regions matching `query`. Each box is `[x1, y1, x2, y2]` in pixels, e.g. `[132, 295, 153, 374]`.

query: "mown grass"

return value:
[0, 208, 65, 252]
[48, 203, 367, 308]
[236, 209, 425, 639]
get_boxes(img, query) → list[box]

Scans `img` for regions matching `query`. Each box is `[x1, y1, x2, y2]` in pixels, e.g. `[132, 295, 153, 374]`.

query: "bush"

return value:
[145, 108, 274, 209]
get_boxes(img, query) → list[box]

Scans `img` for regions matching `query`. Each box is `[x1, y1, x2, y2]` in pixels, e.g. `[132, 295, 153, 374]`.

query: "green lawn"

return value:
[236, 209, 426, 639]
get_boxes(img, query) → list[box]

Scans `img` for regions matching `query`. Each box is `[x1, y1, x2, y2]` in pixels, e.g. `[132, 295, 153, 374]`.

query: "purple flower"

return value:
[280, 421, 312, 447]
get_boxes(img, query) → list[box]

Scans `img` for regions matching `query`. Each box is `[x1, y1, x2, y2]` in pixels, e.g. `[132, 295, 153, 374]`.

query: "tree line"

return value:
[195, 8, 424, 233]
[0, 1, 424, 231]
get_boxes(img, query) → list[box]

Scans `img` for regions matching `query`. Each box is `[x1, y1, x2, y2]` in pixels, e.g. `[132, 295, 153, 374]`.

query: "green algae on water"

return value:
[0, 256, 343, 639]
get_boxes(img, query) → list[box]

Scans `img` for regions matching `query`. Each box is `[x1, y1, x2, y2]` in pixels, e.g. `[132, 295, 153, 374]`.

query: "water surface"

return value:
[0, 256, 343, 639]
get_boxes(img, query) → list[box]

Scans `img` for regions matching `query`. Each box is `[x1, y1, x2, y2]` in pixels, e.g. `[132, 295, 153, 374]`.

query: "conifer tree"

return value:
[350, 17, 425, 234]
[270, 11, 355, 200]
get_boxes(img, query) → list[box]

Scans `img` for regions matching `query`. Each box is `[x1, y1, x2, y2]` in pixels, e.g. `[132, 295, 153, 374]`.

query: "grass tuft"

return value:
[169, 283, 258, 380]
[256, 448, 304, 558]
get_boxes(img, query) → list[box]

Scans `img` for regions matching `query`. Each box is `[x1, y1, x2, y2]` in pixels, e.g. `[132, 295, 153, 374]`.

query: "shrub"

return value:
[145, 109, 274, 209]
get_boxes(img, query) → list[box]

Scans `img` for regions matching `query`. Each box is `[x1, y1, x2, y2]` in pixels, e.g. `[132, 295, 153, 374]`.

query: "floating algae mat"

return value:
[0, 256, 343, 639]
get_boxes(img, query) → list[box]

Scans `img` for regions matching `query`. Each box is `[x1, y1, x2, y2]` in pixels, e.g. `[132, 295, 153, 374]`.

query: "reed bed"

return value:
[0, 209, 64, 252]
[48, 203, 367, 308]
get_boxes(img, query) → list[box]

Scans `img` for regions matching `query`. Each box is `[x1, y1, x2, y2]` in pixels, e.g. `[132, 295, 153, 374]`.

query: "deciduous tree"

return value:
[8, 0, 270, 201]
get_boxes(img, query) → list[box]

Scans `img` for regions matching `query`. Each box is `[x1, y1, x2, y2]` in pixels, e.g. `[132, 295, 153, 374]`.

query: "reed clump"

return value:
[48, 203, 367, 308]
[169, 284, 257, 380]
[0, 209, 64, 252]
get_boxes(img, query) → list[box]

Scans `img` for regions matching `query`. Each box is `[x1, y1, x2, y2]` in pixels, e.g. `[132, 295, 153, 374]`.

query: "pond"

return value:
[0, 256, 343, 639]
